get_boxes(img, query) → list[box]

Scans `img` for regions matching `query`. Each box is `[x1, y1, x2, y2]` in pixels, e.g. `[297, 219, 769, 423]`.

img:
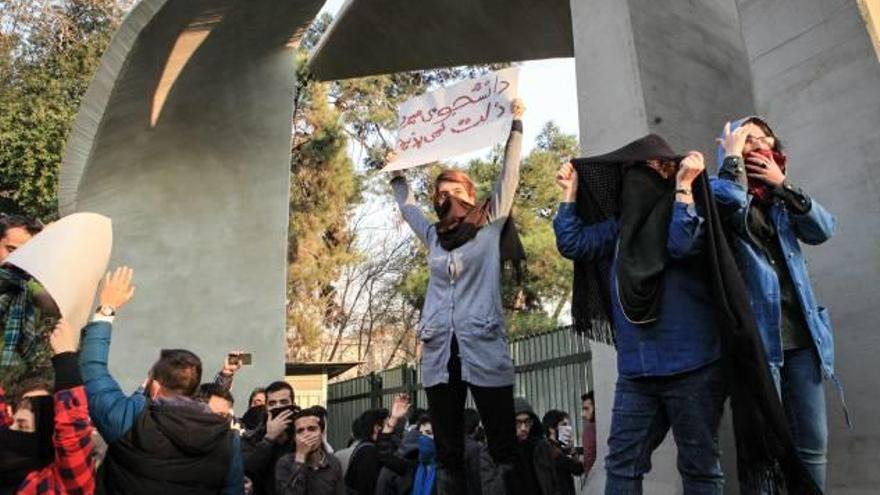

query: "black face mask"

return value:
[0, 396, 54, 490]
[433, 196, 489, 251]
[240, 405, 267, 431]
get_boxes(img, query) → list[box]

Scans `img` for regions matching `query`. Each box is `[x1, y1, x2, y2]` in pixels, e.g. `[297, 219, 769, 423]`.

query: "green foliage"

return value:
[0, 0, 122, 219]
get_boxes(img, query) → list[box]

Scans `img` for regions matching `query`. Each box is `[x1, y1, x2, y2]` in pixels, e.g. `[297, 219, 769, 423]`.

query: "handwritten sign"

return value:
[383, 67, 520, 172]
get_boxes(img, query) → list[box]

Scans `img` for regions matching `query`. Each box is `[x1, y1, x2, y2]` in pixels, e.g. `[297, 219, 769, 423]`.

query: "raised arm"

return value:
[47, 319, 96, 494]
[552, 162, 618, 261]
[390, 175, 432, 247]
[79, 267, 142, 444]
[488, 99, 525, 221]
[667, 152, 707, 259]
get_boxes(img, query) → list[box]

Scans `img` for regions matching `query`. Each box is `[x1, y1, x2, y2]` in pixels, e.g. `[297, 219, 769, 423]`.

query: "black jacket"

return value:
[241, 425, 295, 495]
[98, 399, 234, 495]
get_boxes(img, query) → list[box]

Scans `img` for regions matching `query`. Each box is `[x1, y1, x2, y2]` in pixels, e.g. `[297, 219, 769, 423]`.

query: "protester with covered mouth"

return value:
[389, 99, 525, 494]
[712, 117, 839, 492]
[0, 319, 95, 495]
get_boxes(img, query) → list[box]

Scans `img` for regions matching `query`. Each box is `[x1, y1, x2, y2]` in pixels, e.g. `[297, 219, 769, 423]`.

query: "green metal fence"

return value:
[326, 326, 593, 450]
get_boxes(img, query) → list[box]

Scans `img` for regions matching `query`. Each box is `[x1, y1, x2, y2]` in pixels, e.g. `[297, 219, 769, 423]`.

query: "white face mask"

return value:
[557, 424, 573, 447]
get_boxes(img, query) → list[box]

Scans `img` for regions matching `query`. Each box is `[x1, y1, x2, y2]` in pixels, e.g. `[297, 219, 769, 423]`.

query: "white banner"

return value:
[383, 67, 520, 172]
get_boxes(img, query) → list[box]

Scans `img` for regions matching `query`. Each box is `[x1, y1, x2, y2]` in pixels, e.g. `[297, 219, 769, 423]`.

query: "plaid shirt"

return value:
[0, 268, 39, 366]
[0, 386, 96, 494]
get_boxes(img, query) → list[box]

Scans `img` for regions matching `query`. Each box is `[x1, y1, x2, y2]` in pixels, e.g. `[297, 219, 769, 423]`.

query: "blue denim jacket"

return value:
[553, 202, 721, 378]
[79, 321, 244, 494]
[710, 174, 837, 377]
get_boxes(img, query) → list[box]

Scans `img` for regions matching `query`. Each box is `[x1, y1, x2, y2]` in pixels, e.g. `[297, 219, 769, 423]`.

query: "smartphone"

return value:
[228, 352, 252, 366]
[269, 404, 301, 419]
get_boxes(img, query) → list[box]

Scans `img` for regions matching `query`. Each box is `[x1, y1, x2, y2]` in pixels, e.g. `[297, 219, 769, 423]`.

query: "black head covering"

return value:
[567, 133, 822, 493]
[0, 395, 54, 491]
[569, 134, 683, 343]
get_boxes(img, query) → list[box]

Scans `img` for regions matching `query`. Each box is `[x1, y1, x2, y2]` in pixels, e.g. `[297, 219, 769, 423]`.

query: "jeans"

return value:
[425, 337, 518, 472]
[770, 347, 828, 491]
[605, 360, 726, 495]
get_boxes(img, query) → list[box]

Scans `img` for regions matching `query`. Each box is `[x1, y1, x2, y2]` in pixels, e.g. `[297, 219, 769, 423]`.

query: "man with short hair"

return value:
[0, 214, 43, 262]
[242, 380, 298, 495]
[196, 382, 236, 419]
[274, 407, 345, 495]
[79, 267, 244, 494]
[580, 391, 596, 476]
[513, 397, 557, 495]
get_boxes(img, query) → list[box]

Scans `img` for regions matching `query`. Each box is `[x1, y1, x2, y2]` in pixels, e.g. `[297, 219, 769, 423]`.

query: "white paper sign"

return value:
[6, 212, 112, 333]
[383, 67, 520, 171]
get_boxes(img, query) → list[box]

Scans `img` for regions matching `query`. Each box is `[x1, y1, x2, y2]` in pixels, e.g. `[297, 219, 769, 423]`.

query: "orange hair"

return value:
[433, 169, 476, 205]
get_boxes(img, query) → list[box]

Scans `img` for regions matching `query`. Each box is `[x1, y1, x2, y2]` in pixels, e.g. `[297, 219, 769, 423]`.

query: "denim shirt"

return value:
[710, 157, 837, 379]
[392, 123, 522, 388]
[553, 201, 721, 378]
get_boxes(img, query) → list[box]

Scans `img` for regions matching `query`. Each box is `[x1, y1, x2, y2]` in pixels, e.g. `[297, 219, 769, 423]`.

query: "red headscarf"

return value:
[747, 148, 787, 204]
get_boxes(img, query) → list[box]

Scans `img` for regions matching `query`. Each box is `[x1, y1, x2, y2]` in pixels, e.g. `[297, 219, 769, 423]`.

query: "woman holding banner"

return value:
[389, 99, 524, 495]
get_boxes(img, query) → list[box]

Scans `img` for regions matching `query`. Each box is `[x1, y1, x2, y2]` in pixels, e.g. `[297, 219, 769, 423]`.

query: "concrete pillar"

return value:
[60, 0, 323, 403]
[735, 1, 880, 492]
[569, 0, 754, 492]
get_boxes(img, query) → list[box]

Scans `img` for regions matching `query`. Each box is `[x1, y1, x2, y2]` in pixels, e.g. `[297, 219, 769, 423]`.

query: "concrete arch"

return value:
[60, 0, 323, 400]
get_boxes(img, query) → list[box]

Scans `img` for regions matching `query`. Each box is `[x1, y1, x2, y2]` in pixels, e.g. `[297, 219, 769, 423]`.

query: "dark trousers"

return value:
[605, 360, 726, 495]
[425, 337, 518, 472]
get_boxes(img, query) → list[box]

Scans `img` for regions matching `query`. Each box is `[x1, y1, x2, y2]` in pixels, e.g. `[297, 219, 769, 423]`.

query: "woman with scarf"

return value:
[552, 136, 727, 494]
[389, 99, 524, 495]
[712, 118, 838, 492]
[0, 318, 96, 495]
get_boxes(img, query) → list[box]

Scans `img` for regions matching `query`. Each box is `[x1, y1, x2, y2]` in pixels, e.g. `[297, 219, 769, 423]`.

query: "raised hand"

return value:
[511, 98, 525, 119]
[222, 351, 244, 376]
[98, 266, 135, 311]
[391, 394, 412, 420]
[718, 121, 749, 158]
[265, 409, 294, 443]
[556, 161, 578, 202]
[746, 152, 785, 187]
[676, 151, 705, 188]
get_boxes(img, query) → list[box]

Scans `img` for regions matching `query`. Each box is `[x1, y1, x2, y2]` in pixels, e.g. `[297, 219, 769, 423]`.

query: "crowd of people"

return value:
[0, 103, 838, 495]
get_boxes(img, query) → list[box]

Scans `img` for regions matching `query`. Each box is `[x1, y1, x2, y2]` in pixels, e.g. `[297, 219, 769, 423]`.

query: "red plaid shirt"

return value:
[0, 386, 96, 494]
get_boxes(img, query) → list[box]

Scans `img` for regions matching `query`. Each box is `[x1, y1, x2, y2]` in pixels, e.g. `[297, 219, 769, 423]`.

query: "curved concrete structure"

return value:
[310, 1, 880, 492]
[60, 0, 323, 401]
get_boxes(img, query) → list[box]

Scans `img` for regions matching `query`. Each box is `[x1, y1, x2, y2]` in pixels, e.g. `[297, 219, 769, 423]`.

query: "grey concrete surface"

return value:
[735, 1, 880, 493]
[59, 0, 323, 405]
[307, 0, 573, 81]
[569, 1, 755, 492]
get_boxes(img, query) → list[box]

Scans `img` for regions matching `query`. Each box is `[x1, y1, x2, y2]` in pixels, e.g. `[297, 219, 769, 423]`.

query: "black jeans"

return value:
[425, 336, 517, 471]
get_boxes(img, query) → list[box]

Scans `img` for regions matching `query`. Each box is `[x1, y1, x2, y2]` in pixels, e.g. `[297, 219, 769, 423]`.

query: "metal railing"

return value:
[325, 326, 593, 450]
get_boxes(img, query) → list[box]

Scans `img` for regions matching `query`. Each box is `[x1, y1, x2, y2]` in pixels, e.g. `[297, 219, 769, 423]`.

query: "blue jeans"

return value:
[605, 360, 726, 495]
[771, 347, 828, 491]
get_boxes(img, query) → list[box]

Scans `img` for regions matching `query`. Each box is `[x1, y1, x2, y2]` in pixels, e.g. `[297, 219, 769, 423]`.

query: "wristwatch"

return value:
[96, 305, 116, 317]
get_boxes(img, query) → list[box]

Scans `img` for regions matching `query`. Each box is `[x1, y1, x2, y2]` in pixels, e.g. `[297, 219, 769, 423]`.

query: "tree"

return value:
[0, 1, 125, 389]
[284, 13, 504, 367]
[0, 0, 125, 219]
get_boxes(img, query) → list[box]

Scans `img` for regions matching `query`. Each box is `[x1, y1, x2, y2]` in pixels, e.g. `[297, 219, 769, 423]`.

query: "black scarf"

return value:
[434, 196, 526, 282]
[615, 166, 675, 324]
[570, 134, 821, 493]
[0, 395, 54, 492]
[570, 134, 682, 343]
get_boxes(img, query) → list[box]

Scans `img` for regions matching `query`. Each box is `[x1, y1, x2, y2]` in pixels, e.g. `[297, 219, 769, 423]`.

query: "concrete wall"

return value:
[61, 0, 322, 405]
[569, 0, 755, 492]
[736, 1, 880, 493]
